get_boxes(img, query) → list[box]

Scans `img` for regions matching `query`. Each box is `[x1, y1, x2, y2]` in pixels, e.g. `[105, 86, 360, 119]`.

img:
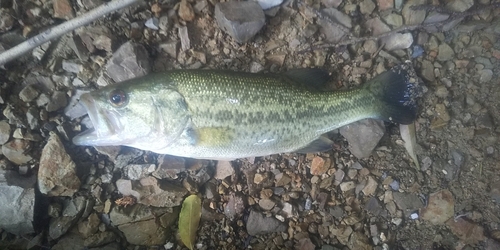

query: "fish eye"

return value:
[108, 89, 128, 107]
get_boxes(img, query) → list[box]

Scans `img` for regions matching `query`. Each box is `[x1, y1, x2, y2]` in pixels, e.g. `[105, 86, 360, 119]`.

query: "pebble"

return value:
[478, 69, 493, 83]
[402, 0, 426, 25]
[437, 43, 455, 61]
[382, 33, 413, 51]
[246, 210, 286, 236]
[258, 198, 276, 210]
[224, 194, 245, 220]
[0, 183, 35, 235]
[383, 13, 403, 27]
[46, 91, 68, 112]
[377, 0, 394, 11]
[360, 0, 376, 15]
[446, 0, 474, 12]
[145, 17, 159, 30]
[321, 0, 342, 8]
[340, 181, 355, 192]
[0, 8, 15, 32]
[215, 1, 265, 43]
[19, 85, 40, 103]
[105, 41, 151, 82]
[0, 120, 11, 144]
[319, 18, 347, 43]
[255, 0, 283, 10]
[392, 192, 424, 216]
[178, 26, 190, 51]
[446, 217, 485, 245]
[310, 156, 329, 175]
[322, 8, 352, 29]
[420, 60, 435, 82]
[339, 119, 385, 159]
[125, 164, 155, 180]
[420, 189, 455, 224]
[52, 0, 74, 20]
[214, 160, 234, 180]
[365, 17, 391, 36]
[362, 176, 378, 196]
[38, 132, 81, 196]
[178, 0, 195, 21]
[2, 139, 33, 165]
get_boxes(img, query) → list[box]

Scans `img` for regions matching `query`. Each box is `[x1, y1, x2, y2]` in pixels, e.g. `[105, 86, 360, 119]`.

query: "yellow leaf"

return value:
[179, 194, 201, 250]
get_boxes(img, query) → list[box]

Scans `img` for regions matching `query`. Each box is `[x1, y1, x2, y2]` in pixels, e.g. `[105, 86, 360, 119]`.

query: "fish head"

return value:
[72, 81, 190, 150]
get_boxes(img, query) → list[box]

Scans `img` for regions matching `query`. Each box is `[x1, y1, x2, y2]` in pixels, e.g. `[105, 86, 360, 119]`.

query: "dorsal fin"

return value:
[283, 68, 331, 91]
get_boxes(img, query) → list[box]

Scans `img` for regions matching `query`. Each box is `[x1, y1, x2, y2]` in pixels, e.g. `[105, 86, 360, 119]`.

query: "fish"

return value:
[72, 62, 420, 160]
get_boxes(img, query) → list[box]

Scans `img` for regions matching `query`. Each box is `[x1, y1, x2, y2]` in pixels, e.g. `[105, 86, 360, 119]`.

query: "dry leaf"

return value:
[179, 194, 201, 250]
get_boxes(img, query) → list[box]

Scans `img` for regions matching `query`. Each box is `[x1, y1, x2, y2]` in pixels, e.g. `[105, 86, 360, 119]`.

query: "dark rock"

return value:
[105, 41, 151, 83]
[38, 132, 80, 196]
[339, 119, 385, 159]
[83, 231, 116, 247]
[46, 91, 68, 112]
[49, 197, 86, 240]
[51, 233, 85, 250]
[153, 155, 185, 179]
[118, 219, 167, 246]
[246, 210, 286, 236]
[215, 1, 265, 43]
[392, 192, 424, 216]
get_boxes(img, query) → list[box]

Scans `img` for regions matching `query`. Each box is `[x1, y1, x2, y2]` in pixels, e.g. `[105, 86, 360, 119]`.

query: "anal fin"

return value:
[294, 135, 333, 153]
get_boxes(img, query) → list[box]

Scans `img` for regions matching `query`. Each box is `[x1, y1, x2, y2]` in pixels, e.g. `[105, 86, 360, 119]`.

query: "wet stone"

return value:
[215, 1, 265, 43]
[46, 91, 68, 112]
[478, 69, 493, 83]
[446, 0, 474, 12]
[377, 0, 394, 11]
[153, 155, 185, 179]
[383, 13, 403, 27]
[0, 8, 14, 32]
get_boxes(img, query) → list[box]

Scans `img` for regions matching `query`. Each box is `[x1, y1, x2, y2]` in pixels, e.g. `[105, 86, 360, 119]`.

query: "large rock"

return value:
[0, 183, 35, 235]
[215, 1, 265, 43]
[38, 132, 81, 196]
[105, 41, 151, 82]
[246, 210, 286, 236]
[49, 196, 87, 240]
[339, 119, 385, 159]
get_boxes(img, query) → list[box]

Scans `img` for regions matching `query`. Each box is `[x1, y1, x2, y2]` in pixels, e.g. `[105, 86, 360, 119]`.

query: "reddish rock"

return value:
[53, 0, 74, 20]
[446, 217, 485, 245]
[420, 189, 454, 225]
[377, 0, 393, 11]
[178, 0, 195, 21]
[310, 156, 329, 176]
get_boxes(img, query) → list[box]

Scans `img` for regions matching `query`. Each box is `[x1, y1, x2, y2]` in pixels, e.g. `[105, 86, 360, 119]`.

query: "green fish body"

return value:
[73, 63, 420, 159]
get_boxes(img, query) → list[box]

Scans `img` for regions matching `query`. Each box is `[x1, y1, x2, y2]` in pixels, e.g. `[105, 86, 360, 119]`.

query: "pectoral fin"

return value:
[294, 135, 333, 153]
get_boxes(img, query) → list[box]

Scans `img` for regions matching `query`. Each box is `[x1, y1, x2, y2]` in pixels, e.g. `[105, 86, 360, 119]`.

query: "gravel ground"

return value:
[0, 0, 500, 249]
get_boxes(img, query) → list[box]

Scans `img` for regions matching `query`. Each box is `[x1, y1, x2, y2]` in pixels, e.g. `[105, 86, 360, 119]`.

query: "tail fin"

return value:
[365, 62, 421, 125]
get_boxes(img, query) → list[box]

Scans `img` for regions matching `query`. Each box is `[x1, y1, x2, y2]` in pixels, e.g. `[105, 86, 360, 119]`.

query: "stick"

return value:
[0, 0, 141, 66]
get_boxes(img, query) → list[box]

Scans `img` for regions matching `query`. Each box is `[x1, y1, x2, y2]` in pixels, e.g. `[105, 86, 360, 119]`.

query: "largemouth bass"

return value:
[73, 63, 420, 159]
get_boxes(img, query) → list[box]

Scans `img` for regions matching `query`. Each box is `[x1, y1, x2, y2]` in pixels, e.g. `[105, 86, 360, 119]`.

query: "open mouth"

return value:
[72, 93, 121, 146]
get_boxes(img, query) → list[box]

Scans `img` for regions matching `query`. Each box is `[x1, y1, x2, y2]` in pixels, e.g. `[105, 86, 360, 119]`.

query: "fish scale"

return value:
[73, 63, 420, 159]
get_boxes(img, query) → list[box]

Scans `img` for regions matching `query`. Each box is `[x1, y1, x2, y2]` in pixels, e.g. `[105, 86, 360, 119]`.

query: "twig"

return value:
[0, 0, 141, 66]
[303, 2, 500, 52]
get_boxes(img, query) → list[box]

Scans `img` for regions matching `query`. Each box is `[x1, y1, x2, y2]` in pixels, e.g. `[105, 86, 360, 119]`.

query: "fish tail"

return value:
[365, 62, 421, 125]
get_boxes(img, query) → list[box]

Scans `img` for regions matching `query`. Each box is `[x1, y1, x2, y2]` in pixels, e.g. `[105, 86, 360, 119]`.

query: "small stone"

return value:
[246, 210, 286, 236]
[214, 160, 234, 180]
[19, 85, 40, 103]
[62, 60, 83, 74]
[382, 33, 413, 51]
[340, 181, 355, 192]
[126, 177, 187, 207]
[360, 0, 376, 15]
[153, 155, 185, 179]
[255, 0, 283, 10]
[446, 0, 474, 12]
[446, 217, 485, 245]
[420, 60, 435, 82]
[118, 218, 168, 246]
[383, 13, 403, 27]
[250, 62, 264, 73]
[46, 91, 68, 112]
[26, 107, 40, 130]
[145, 17, 159, 30]
[365, 17, 391, 36]
[224, 194, 245, 220]
[275, 173, 292, 186]
[420, 189, 454, 224]
[125, 164, 155, 180]
[0, 8, 15, 32]
[53, 0, 74, 19]
[478, 69, 493, 83]
[392, 192, 424, 216]
[362, 176, 378, 196]
[321, 0, 343, 8]
[437, 43, 455, 61]
[377, 0, 394, 11]
[83, 231, 116, 247]
[0, 184, 35, 235]
[0, 120, 11, 144]
[78, 213, 100, 238]
[2, 139, 33, 165]
[178, 26, 190, 51]
[258, 199, 276, 210]
[322, 8, 352, 28]
[179, 0, 195, 21]
[159, 41, 178, 58]
[105, 41, 151, 82]
[215, 1, 265, 43]
[310, 156, 330, 175]
[402, 0, 426, 25]
[340, 119, 385, 159]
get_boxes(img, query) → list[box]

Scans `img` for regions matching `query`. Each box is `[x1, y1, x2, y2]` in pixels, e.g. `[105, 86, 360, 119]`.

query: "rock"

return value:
[382, 33, 413, 51]
[377, 0, 394, 11]
[145, 17, 159, 30]
[153, 155, 185, 179]
[179, 0, 195, 21]
[446, 0, 474, 12]
[0, 120, 11, 144]
[392, 192, 424, 216]
[0, 184, 35, 235]
[402, 0, 426, 25]
[214, 160, 234, 180]
[19, 85, 39, 103]
[78, 213, 100, 238]
[62, 60, 83, 74]
[319, 18, 347, 43]
[224, 194, 245, 220]
[321, 0, 342, 8]
[118, 218, 168, 246]
[365, 17, 391, 36]
[364, 197, 384, 216]
[83, 231, 116, 247]
[347, 232, 372, 250]
[64, 90, 90, 120]
[121, 177, 188, 207]
[215, 1, 265, 43]
[53, 0, 74, 19]
[258, 198, 275, 210]
[246, 210, 286, 236]
[46, 91, 68, 112]
[383, 13, 403, 27]
[322, 8, 352, 28]
[424, 12, 450, 24]
[362, 176, 378, 196]
[255, 0, 283, 10]
[0, 8, 15, 32]
[420, 189, 454, 225]
[124, 164, 155, 180]
[178, 25, 190, 51]
[479, 69, 493, 83]
[2, 139, 33, 165]
[310, 156, 330, 175]
[49, 197, 86, 240]
[339, 119, 385, 159]
[51, 233, 85, 250]
[38, 132, 81, 196]
[437, 43, 455, 61]
[295, 238, 316, 250]
[275, 172, 292, 186]
[420, 60, 435, 82]
[105, 41, 151, 83]
[331, 225, 352, 245]
[360, 0, 376, 15]
[446, 217, 485, 245]
[26, 107, 40, 130]
[340, 181, 355, 192]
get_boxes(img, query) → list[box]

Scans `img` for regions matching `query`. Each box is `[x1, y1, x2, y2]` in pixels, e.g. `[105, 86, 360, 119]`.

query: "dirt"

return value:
[0, 0, 500, 249]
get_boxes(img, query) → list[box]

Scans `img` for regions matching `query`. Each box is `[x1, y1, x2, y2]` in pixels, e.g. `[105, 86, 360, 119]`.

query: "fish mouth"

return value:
[72, 93, 122, 146]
